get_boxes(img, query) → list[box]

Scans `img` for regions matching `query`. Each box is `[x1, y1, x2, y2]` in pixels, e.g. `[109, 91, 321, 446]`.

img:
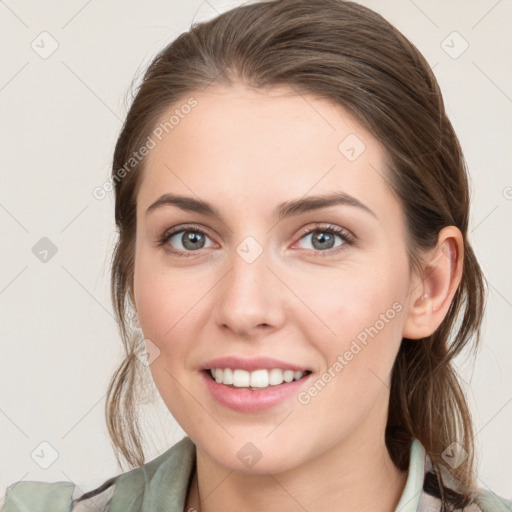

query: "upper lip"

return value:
[200, 356, 311, 373]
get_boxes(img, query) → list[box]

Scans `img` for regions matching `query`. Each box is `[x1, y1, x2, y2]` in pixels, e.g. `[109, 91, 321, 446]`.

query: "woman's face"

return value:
[133, 84, 416, 473]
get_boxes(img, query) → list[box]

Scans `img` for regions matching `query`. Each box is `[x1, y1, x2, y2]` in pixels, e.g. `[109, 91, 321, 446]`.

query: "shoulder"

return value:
[419, 467, 511, 512]
[1, 436, 196, 512]
[417, 448, 511, 512]
[419, 485, 512, 512]
[0, 479, 114, 512]
[1, 480, 80, 511]
[473, 488, 512, 512]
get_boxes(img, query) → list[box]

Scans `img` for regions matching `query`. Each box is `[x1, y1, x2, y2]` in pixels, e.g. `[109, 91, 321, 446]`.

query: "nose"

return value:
[212, 242, 287, 338]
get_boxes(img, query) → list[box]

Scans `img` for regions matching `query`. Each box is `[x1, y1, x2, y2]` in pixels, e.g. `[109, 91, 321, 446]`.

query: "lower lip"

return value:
[201, 370, 312, 412]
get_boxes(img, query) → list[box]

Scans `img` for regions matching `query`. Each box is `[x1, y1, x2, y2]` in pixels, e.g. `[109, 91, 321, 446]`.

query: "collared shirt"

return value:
[2, 437, 510, 511]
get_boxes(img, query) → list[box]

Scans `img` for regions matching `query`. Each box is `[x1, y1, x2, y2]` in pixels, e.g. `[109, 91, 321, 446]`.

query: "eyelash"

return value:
[157, 223, 355, 258]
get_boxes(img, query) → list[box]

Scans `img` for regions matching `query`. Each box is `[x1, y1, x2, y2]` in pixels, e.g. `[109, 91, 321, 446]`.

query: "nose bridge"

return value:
[213, 236, 285, 335]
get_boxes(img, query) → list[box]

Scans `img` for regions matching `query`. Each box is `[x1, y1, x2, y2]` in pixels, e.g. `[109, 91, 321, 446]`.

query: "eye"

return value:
[294, 224, 355, 256]
[157, 223, 355, 258]
[158, 225, 216, 256]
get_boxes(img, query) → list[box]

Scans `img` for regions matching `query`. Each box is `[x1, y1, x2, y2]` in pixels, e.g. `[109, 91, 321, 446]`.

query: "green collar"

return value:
[109, 436, 196, 512]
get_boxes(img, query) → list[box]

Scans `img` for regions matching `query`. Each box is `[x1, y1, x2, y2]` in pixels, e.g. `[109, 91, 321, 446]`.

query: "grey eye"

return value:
[298, 230, 344, 251]
[169, 230, 213, 251]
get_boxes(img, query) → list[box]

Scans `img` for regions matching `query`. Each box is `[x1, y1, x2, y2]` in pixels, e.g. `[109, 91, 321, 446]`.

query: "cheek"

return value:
[133, 253, 189, 353]
[294, 264, 405, 375]
[133, 254, 217, 379]
[134, 245, 193, 332]
[294, 266, 397, 328]
[133, 263, 201, 423]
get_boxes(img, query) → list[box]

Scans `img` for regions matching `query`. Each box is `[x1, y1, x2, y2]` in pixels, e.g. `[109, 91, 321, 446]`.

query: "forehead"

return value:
[137, 84, 398, 222]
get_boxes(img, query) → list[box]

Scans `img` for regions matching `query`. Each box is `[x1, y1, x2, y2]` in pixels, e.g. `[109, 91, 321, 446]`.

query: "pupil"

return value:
[183, 231, 205, 250]
[313, 231, 334, 250]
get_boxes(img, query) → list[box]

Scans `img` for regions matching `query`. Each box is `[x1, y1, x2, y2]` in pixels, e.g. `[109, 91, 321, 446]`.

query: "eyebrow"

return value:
[146, 191, 377, 220]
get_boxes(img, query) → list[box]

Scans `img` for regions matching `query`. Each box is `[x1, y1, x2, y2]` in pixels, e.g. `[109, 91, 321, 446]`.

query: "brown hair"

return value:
[105, 0, 486, 508]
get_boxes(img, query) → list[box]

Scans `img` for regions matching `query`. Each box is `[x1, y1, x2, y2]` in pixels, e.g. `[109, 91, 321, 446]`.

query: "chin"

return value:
[193, 432, 311, 475]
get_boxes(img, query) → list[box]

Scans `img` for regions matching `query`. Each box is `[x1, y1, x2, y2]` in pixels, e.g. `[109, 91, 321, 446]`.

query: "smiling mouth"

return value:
[204, 368, 313, 390]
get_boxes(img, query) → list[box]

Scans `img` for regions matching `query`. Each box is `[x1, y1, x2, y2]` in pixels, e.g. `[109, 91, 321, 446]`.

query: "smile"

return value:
[201, 368, 313, 413]
[208, 368, 310, 389]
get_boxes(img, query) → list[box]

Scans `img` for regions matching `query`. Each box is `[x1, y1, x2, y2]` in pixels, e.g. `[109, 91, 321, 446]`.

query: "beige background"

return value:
[0, 0, 511, 499]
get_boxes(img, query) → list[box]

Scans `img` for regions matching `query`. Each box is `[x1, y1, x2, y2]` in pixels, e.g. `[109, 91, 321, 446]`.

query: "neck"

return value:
[185, 429, 409, 512]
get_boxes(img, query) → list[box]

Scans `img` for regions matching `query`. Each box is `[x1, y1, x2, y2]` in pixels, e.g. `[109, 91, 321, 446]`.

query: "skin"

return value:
[131, 83, 464, 512]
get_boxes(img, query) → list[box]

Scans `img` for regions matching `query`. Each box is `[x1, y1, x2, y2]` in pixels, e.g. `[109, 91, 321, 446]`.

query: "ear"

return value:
[402, 226, 464, 340]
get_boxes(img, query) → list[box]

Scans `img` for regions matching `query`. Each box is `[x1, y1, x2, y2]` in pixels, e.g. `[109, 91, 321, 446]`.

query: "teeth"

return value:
[249, 369, 268, 388]
[209, 368, 307, 388]
[222, 368, 233, 385]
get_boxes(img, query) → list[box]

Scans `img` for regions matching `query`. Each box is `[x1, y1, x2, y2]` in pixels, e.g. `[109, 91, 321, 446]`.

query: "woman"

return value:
[2, 0, 510, 511]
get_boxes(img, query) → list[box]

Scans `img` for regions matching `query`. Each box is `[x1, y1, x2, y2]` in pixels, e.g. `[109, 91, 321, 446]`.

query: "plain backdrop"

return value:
[0, 0, 511, 499]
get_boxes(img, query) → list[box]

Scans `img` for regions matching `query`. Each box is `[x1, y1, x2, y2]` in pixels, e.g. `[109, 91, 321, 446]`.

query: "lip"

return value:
[200, 356, 310, 372]
[201, 369, 313, 412]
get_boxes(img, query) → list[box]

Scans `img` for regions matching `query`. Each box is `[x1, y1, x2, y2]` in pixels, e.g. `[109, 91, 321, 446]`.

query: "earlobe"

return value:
[402, 226, 464, 340]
